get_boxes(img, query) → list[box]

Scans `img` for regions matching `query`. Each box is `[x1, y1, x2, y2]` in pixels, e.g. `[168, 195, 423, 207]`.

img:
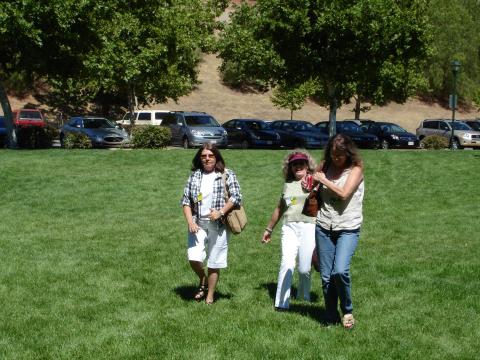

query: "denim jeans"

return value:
[315, 225, 360, 317]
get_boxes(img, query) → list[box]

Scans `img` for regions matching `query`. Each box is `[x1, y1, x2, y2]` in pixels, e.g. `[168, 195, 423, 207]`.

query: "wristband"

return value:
[265, 227, 273, 234]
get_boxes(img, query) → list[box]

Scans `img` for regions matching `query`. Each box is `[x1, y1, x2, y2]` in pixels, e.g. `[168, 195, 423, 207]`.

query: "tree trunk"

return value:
[290, 109, 293, 120]
[354, 96, 361, 120]
[127, 84, 136, 126]
[328, 84, 337, 137]
[0, 82, 17, 149]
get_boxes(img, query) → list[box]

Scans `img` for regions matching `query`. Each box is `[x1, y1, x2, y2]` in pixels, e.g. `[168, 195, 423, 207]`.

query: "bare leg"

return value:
[206, 268, 220, 304]
[190, 261, 207, 300]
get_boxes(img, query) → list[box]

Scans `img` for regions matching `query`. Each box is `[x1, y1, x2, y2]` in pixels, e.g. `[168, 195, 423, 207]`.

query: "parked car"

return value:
[316, 120, 379, 149]
[60, 116, 130, 148]
[11, 109, 46, 128]
[117, 109, 170, 126]
[269, 120, 329, 149]
[0, 115, 6, 145]
[416, 119, 480, 149]
[160, 111, 228, 148]
[222, 118, 281, 148]
[360, 121, 419, 149]
[462, 119, 480, 132]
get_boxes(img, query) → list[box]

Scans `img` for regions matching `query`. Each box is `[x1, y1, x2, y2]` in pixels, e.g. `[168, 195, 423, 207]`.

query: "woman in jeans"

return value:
[313, 134, 364, 329]
[262, 150, 317, 310]
[181, 143, 242, 304]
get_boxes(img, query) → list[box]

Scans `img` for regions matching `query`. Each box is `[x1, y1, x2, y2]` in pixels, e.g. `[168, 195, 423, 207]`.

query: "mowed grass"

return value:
[0, 148, 478, 359]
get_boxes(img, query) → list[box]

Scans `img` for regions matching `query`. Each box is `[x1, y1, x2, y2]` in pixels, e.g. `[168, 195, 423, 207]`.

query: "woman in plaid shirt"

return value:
[181, 143, 242, 304]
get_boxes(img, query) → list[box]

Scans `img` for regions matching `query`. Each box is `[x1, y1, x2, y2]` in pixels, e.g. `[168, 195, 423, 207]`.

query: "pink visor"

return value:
[288, 153, 309, 163]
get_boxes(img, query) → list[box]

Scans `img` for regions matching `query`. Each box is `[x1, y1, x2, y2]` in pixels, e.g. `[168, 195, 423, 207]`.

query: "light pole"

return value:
[450, 60, 461, 150]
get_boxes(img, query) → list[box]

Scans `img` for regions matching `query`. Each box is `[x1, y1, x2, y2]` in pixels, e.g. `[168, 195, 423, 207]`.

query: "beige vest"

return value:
[317, 168, 364, 231]
[282, 180, 316, 224]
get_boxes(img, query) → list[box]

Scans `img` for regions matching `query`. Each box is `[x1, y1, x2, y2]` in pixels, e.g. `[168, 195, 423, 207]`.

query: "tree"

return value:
[270, 80, 317, 120]
[0, 0, 227, 146]
[424, 0, 480, 107]
[218, 0, 432, 134]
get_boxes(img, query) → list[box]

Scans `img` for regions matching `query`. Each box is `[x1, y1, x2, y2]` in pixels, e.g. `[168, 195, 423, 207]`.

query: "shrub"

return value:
[131, 125, 171, 149]
[16, 125, 58, 149]
[63, 133, 92, 149]
[421, 135, 449, 150]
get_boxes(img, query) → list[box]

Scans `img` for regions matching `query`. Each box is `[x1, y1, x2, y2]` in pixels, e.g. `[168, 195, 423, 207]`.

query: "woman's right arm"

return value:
[181, 174, 199, 233]
[183, 205, 199, 233]
[262, 199, 284, 244]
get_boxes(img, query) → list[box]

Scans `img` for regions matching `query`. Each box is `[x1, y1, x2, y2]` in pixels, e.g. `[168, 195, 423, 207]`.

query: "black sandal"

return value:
[194, 285, 207, 301]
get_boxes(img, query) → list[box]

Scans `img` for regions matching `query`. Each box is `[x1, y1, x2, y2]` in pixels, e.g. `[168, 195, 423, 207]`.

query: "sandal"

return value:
[194, 285, 207, 301]
[342, 314, 355, 329]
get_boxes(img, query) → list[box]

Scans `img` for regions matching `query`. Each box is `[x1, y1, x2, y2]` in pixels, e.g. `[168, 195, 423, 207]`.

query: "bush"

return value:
[131, 125, 171, 149]
[16, 125, 58, 149]
[63, 133, 92, 149]
[421, 135, 449, 150]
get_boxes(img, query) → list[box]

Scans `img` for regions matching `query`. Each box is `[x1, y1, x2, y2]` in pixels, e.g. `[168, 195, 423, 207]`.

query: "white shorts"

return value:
[187, 220, 229, 269]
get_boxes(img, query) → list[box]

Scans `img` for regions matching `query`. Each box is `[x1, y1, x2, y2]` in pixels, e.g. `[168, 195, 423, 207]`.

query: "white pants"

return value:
[187, 220, 229, 269]
[275, 222, 316, 309]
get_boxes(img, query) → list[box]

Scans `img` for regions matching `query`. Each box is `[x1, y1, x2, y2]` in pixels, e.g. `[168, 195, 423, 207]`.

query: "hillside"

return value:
[162, 54, 477, 132]
[7, 53, 478, 133]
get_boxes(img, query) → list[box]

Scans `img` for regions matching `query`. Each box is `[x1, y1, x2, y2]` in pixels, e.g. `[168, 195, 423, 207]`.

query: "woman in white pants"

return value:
[262, 150, 317, 310]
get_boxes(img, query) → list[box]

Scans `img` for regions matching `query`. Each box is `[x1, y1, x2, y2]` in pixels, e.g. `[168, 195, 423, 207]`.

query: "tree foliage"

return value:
[424, 0, 480, 108]
[270, 80, 318, 120]
[0, 0, 228, 117]
[218, 0, 432, 123]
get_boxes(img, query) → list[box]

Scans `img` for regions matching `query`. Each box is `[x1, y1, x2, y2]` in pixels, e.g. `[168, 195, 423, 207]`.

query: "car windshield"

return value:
[293, 122, 315, 131]
[338, 122, 363, 133]
[19, 111, 42, 120]
[381, 124, 407, 133]
[449, 121, 471, 130]
[466, 121, 480, 130]
[245, 121, 269, 130]
[185, 115, 220, 127]
[83, 118, 116, 129]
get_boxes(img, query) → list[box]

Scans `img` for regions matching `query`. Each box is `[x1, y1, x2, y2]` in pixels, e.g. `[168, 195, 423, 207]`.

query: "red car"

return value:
[12, 109, 46, 128]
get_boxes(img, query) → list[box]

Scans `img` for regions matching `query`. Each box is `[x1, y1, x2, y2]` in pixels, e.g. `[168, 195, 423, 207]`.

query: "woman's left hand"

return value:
[209, 209, 222, 221]
[313, 171, 327, 184]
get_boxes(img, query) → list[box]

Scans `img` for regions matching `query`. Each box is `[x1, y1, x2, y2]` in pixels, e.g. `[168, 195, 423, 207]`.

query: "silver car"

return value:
[60, 116, 130, 148]
[416, 119, 480, 149]
[161, 111, 228, 148]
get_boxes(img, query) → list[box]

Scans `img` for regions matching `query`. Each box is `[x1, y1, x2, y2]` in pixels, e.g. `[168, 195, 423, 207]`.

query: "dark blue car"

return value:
[269, 120, 329, 149]
[360, 121, 419, 149]
[316, 120, 379, 149]
[223, 118, 281, 148]
[0, 116, 7, 145]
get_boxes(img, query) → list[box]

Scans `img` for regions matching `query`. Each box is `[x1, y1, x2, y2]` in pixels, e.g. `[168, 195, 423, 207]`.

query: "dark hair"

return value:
[323, 134, 363, 170]
[191, 143, 226, 173]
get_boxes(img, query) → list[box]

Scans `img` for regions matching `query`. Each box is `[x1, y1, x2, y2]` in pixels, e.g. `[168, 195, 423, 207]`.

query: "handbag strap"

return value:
[221, 171, 230, 202]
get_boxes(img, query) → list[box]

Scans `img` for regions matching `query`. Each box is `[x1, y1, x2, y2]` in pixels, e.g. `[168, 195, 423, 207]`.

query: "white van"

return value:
[118, 110, 170, 126]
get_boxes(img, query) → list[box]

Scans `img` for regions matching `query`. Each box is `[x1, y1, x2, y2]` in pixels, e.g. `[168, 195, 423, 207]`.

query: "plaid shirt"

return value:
[181, 169, 242, 221]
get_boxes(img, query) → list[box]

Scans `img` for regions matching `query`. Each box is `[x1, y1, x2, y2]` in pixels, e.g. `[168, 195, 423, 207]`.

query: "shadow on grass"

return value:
[174, 285, 233, 302]
[260, 282, 328, 325]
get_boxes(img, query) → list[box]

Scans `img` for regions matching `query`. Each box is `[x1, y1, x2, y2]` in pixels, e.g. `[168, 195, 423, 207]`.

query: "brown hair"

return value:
[282, 149, 316, 181]
[323, 134, 363, 170]
[191, 143, 226, 173]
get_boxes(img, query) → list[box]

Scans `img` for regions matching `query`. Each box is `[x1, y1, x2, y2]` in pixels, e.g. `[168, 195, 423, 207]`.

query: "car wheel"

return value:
[241, 139, 250, 149]
[452, 138, 461, 150]
[183, 137, 189, 149]
[381, 139, 389, 150]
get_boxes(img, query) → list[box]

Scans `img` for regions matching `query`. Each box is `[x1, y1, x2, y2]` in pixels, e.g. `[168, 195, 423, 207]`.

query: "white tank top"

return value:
[317, 168, 364, 231]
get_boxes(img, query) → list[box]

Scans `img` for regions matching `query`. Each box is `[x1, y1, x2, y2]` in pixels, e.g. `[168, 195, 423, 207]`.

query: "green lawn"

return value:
[0, 148, 478, 359]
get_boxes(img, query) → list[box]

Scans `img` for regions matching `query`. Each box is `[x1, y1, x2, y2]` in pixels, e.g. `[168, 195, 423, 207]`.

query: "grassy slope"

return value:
[0, 148, 479, 359]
